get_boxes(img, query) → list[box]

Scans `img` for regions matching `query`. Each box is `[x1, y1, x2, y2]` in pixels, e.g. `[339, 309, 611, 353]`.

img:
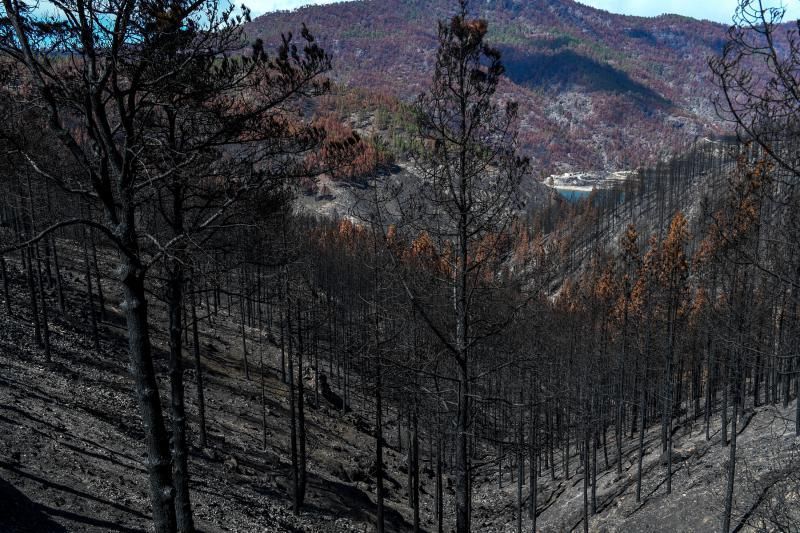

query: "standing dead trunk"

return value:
[412, 407, 420, 532]
[722, 362, 729, 447]
[239, 282, 250, 380]
[20, 187, 41, 348]
[591, 428, 598, 515]
[297, 309, 307, 509]
[90, 229, 106, 321]
[374, 349, 385, 533]
[721, 357, 740, 533]
[1, 254, 11, 316]
[582, 426, 589, 533]
[33, 244, 51, 362]
[280, 305, 287, 384]
[455, 362, 469, 533]
[189, 284, 207, 449]
[407, 410, 414, 506]
[49, 234, 65, 314]
[166, 265, 194, 533]
[82, 234, 100, 352]
[287, 299, 300, 515]
[530, 402, 538, 532]
[705, 337, 713, 441]
[162, 181, 194, 533]
[636, 385, 646, 503]
[121, 263, 177, 533]
[516, 399, 523, 533]
[436, 434, 443, 533]
[373, 265, 385, 533]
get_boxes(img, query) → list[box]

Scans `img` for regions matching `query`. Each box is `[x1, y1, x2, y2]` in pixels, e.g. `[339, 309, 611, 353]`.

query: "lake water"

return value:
[557, 189, 592, 202]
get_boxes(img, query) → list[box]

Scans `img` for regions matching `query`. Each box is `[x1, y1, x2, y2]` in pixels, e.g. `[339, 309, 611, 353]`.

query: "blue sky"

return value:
[246, 0, 800, 23]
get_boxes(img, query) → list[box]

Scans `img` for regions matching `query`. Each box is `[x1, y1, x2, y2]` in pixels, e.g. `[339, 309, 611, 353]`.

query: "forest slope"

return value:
[470, 401, 799, 532]
[1, 237, 798, 533]
[0, 247, 422, 532]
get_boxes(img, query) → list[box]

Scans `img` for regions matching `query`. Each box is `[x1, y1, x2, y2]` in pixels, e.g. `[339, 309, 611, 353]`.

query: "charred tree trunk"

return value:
[1, 254, 11, 316]
[721, 356, 740, 533]
[33, 244, 51, 362]
[122, 262, 177, 533]
[297, 308, 307, 509]
[239, 278, 250, 380]
[189, 284, 207, 449]
[287, 299, 300, 515]
[166, 265, 194, 533]
[90, 229, 106, 321]
[412, 407, 420, 532]
[82, 234, 100, 352]
[374, 350, 385, 533]
[49, 234, 65, 314]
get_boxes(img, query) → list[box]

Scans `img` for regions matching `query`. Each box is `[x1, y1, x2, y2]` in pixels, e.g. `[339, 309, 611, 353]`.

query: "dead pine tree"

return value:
[395, 2, 529, 529]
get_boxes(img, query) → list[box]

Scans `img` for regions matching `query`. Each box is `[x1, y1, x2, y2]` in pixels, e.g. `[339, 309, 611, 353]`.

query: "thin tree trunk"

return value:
[240, 284, 250, 380]
[82, 234, 100, 352]
[530, 403, 538, 532]
[190, 284, 207, 449]
[705, 337, 713, 441]
[591, 426, 598, 514]
[1, 254, 11, 316]
[516, 400, 523, 533]
[636, 386, 646, 503]
[721, 358, 740, 533]
[33, 244, 51, 362]
[722, 362, 729, 447]
[436, 434, 443, 533]
[90, 229, 105, 321]
[407, 410, 414, 506]
[50, 234, 65, 314]
[297, 309, 307, 508]
[166, 265, 194, 533]
[583, 427, 589, 533]
[375, 347, 385, 533]
[412, 407, 420, 532]
[24, 246, 42, 348]
[287, 299, 300, 515]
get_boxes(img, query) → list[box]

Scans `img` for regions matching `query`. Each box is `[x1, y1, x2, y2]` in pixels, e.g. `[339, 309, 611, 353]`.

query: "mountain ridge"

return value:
[246, 0, 732, 174]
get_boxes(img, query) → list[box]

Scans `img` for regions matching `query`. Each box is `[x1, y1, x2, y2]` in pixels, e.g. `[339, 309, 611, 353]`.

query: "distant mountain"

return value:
[246, 0, 732, 174]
